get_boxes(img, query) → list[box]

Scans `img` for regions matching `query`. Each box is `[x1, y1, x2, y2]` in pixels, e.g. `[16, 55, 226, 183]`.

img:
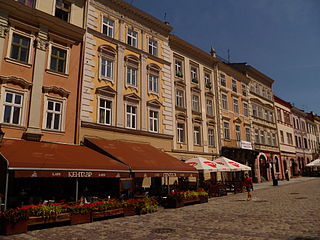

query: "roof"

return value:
[84, 138, 198, 177]
[0, 139, 130, 178]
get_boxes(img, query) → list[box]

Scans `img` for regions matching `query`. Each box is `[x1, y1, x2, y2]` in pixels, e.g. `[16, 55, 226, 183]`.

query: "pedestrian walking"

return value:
[285, 169, 290, 181]
[244, 173, 253, 201]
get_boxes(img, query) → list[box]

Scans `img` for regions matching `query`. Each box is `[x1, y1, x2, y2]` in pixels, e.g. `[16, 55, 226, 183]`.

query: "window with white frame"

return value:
[10, 33, 31, 63]
[260, 130, 265, 144]
[232, 79, 237, 92]
[148, 74, 159, 93]
[257, 106, 262, 118]
[252, 104, 257, 117]
[262, 88, 266, 98]
[98, 98, 112, 125]
[193, 126, 201, 145]
[222, 94, 227, 110]
[148, 38, 158, 56]
[272, 133, 277, 146]
[256, 84, 261, 95]
[55, 0, 71, 22]
[177, 122, 185, 143]
[191, 66, 198, 82]
[126, 105, 137, 129]
[127, 29, 138, 47]
[45, 100, 62, 130]
[126, 66, 137, 87]
[233, 98, 239, 113]
[235, 125, 241, 141]
[176, 89, 184, 108]
[243, 102, 249, 117]
[102, 16, 115, 38]
[192, 95, 200, 112]
[175, 59, 183, 77]
[208, 128, 215, 147]
[267, 132, 272, 145]
[205, 73, 211, 88]
[50, 46, 67, 74]
[269, 112, 274, 122]
[206, 99, 213, 116]
[149, 110, 159, 133]
[220, 74, 226, 87]
[3, 91, 23, 125]
[242, 84, 247, 96]
[100, 57, 113, 79]
[224, 121, 230, 140]
[245, 128, 251, 142]
[255, 129, 260, 143]
[264, 109, 268, 121]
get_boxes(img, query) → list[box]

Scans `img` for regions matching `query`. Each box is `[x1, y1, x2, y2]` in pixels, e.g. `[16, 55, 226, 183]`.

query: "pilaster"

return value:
[0, 10, 8, 72]
[116, 44, 125, 127]
[185, 58, 193, 151]
[140, 53, 147, 131]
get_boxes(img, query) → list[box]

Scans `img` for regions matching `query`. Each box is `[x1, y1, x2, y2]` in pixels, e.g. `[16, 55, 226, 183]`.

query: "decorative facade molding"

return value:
[147, 99, 162, 108]
[96, 85, 117, 97]
[42, 86, 70, 98]
[124, 92, 141, 103]
[0, 25, 9, 38]
[0, 75, 32, 89]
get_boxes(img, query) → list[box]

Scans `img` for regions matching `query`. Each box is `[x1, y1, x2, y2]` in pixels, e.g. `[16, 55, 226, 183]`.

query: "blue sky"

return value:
[126, 0, 320, 114]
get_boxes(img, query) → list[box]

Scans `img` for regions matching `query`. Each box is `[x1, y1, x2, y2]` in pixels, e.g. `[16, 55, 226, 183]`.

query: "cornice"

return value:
[0, 75, 32, 89]
[42, 86, 70, 98]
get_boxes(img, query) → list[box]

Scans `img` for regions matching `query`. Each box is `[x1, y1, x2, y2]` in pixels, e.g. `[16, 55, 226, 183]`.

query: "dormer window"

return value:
[55, 0, 71, 22]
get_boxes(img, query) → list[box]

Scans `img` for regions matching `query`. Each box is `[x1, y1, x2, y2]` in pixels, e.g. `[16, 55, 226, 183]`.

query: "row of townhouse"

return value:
[0, 0, 319, 189]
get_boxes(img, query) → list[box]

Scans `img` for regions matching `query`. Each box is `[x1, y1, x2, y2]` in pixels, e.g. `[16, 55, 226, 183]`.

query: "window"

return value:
[50, 46, 67, 73]
[222, 94, 227, 110]
[255, 129, 260, 144]
[127, 29, 138, 47]
[177, 123, 185, 143]
[245, 128, 251, 142]
[148, 38, 158, 56]
[206, 99, 213, 116]
[232, 79, 237, 92]
[126, 105, 137, 129]
[208, 128, 215, 147]
[192, 95, 200, 112]
[304, 138, 308, 149]
[269, 112, 274, 122]
[193, 126, 201, 145]
[264, 109, 268, 121]
[242, 84, 247, 96]
[175, 60, 183, 77]
[17, 0, 35, 7]
[220, 74, 226, 87]
[235, 125, 241, 141]
[10, 33, 30, 63]
[257, 106, 262, 118]
[262, 88, 266, 98]
[176, 89, 184, 108]
[267, 132, 272, 145]
[243, 103, 249, 117]
[224, 122, 230, 140]
[55, 0, 71, 22]
[102, 17, 114, 38]
[260, 130, 265, 144]
[45, 100, 62, 130]
[256, 84, 261, 95]
[287, 133, 293, 145]
[100, 57, 113, 79]
[277, 109, 282, 121]
[127, 67, 137, 87]
[98, 98, 112, 125]
[280, 130, 284, 143]
[3, 92, 23, 125]
[191, 67, 198, 83]
[233, 99, 239, 113]
[252, 105, 257, 117]
[148, 74, 158, 93]
[272, 133, 277, 146]
[205, 73, 211, 88]
[295, 136, 298, 147]
[149, 110, 159, 133]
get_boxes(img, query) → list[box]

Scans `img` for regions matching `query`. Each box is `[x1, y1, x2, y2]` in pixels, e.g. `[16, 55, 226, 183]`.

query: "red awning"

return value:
[84, 138, 198, 177]
[0, 139, 130, 178]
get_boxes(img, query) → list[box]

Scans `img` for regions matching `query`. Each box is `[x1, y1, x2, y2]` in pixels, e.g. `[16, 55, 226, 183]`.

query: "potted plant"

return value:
[197, 189, 209, 203]
[206, 82, 212, 89]
[192, 78, 198, 84]
[0, 208, 28, 235]
[176, 72, 183, 78]
[67, 203, 92, 225]
[135, 198, 158, 215]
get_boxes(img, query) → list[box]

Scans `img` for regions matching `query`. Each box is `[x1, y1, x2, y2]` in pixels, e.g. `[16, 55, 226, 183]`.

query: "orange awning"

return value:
[84, 137, 198, 177]
[0, 139, 130, 178]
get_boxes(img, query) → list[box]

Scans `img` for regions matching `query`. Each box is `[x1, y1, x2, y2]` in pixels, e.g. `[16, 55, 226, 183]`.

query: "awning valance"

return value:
[84, 138, 198, 177]
[0, 139, 130, 178]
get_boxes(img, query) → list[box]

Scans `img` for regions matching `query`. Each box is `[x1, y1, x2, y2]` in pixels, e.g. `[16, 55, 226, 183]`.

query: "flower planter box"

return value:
[123, 206, 136, 217]
[0, 221, 28, 235]
[182, 198, 200, 206]
[70, 213, 92, 225]
[166, 198, 184, 208]
[92, 208, 124, 219]
[199, 196, 209, 203]
[27, 213, 70, 226]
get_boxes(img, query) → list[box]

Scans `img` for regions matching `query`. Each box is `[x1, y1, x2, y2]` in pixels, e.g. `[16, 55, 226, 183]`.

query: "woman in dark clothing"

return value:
[243, 173, 253, 201]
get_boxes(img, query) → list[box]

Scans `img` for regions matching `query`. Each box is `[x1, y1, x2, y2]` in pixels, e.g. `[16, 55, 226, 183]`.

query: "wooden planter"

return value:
[166, 198, 184, 208]
[0, 221, 28, 235]
[123, 206, 136, 216]
[92, 208, 124, 219]
[70, 212, 92, 225]
[182, 198, 200, 206]
[199, 195, 209, 203]
[27, 213, 71, 226]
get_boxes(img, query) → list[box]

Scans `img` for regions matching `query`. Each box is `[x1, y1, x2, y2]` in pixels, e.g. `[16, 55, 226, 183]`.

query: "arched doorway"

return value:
[290, 159, 296, 176]
[259, 155, 268, 181]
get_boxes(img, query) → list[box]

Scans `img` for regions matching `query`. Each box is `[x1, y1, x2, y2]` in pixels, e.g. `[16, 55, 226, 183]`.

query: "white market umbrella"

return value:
[306, 159, 320, 167]
[185, 157, 229, 172]
[212, 156, 251, 172]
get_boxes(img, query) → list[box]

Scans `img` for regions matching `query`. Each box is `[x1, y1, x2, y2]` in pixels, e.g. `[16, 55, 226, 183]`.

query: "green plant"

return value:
[176, 72, 183, 78]
[192, 78, 198, 83]
[206, 82, 212, 89]
[22, 203, 68, 219]
[0, 208, 29, 224]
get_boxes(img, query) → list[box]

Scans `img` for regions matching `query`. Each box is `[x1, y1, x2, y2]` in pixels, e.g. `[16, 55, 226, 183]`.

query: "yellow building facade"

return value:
[80, 0, 174, 150]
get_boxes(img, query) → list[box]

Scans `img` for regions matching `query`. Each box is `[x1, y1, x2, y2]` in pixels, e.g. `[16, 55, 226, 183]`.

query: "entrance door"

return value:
[259, 155, 268, 181]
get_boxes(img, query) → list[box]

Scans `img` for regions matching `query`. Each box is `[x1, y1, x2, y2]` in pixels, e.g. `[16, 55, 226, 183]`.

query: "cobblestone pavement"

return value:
[1, 178, 320, 240]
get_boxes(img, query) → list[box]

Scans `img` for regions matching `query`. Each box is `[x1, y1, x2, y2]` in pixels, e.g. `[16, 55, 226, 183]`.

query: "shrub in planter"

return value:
[0, 208, 28, 235]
